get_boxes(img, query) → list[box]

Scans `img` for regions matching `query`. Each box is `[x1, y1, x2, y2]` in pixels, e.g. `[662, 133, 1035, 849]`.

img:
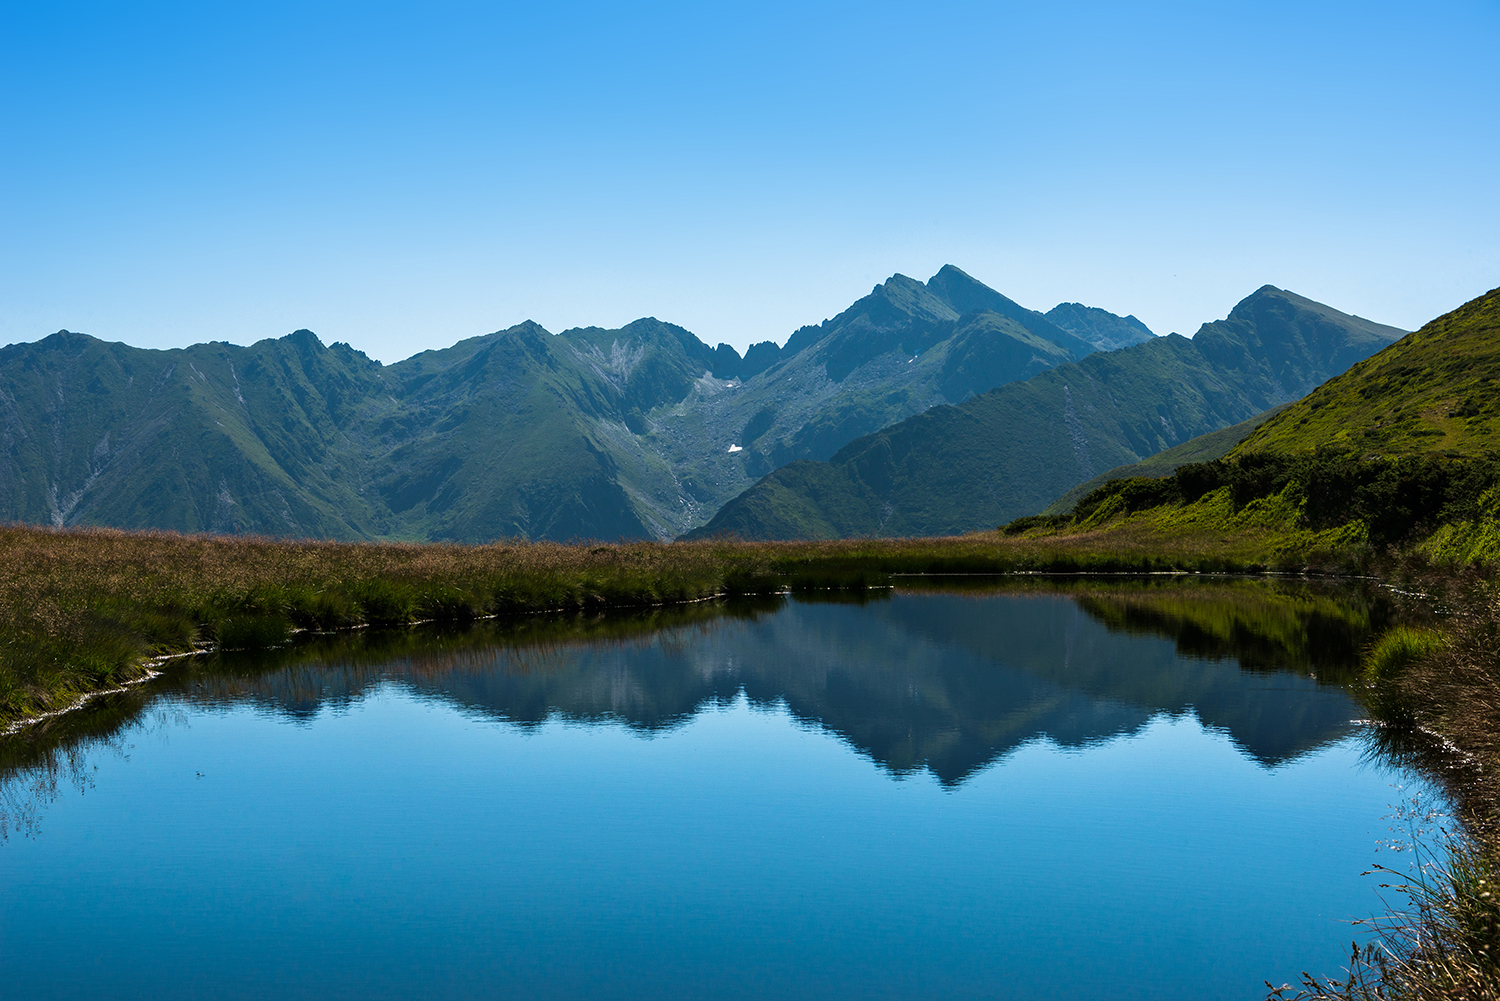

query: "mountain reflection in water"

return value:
[173, 583, 1373, 776]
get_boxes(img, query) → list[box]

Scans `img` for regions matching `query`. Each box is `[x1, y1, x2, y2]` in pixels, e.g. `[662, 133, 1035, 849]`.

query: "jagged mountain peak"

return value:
[925, 264, 1021, 316]
[799, 266, 1093, 363]
[866, 273, 958, 324]
[1220, 285, 1364, 326]
[687, 285, 1407, 541]
[1044, 303, 1155, 353]
[1192, 287, 1407, 379]
[29, 328, 97, 352]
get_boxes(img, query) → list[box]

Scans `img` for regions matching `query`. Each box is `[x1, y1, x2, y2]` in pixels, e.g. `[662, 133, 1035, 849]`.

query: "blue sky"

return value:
[3, 0, 1497, 362]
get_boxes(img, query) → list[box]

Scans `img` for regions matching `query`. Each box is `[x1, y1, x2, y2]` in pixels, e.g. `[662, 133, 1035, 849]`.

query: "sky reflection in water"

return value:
[0, 585, 1428, 1000]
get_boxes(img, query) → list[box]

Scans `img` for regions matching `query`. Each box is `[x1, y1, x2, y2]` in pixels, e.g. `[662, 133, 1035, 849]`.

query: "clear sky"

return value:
[3, 0, 1497, 363]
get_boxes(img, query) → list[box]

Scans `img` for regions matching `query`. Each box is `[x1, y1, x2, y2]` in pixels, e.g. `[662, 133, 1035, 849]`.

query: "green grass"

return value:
[1010, 450, 1500, 574]
[1365, 625, 1448, 682]
[1239, 286, 1500, 460]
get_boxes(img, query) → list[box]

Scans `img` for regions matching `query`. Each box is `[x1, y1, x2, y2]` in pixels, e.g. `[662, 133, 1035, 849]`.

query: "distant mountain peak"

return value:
[284, 328, 325, 348]
[882, 273, 925, 289]
[1044, 303, 1154, 352]
[925, 264, 1019, 316]
[866, 273, 956, 325]
[42, 328, 89, 343]
[927, 264, 993, 297]
[687, 285, 1406, 541]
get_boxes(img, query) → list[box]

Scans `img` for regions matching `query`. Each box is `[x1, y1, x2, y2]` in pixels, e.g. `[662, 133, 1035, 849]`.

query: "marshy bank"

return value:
[0, 522, 1361, 729]
[1269, 561, 1500, 1000]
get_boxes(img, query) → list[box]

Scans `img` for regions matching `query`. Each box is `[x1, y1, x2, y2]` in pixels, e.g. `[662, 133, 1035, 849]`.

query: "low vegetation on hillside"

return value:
[1008, 451, 1500, 568]
[1239, 286, 1500, 459]
[1041, 404, 1291, 515]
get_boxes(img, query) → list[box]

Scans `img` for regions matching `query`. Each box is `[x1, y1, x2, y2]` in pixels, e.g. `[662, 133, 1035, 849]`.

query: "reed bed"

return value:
[0, 525, 745, 723]
[0, 519, 1311, 726]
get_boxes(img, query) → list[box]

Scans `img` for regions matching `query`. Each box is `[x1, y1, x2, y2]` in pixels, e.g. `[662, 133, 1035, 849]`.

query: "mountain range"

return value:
[0, 266, 1149, 541]
[0, 268, 1405, 543]
[687, 287, 1405, 539]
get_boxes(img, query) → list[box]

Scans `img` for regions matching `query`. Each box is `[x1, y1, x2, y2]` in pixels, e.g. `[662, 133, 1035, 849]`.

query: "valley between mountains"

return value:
[0, 266, 1400, 542]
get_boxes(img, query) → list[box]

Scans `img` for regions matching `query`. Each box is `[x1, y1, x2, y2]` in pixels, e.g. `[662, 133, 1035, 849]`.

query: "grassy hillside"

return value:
[1235, 285, 1500, 458]
[1008, 286, 1500, 568]
[688, 286, 1403, 540]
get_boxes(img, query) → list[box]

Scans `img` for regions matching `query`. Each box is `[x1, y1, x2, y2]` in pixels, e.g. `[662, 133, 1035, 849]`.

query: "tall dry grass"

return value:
[0, 516, 1324, 725]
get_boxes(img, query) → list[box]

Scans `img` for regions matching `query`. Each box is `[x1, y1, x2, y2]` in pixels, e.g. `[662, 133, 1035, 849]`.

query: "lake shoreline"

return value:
[5, 533, 1496, 999]
[0, 516, 1392, 733]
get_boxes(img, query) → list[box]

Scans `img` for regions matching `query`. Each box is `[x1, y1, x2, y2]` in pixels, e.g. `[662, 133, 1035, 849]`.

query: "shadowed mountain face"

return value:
[0, 583, 1374, 819]
[1040, 403, 1293, 516]
[0, 267, 1135, 542]
[688, 286, 1405, 539]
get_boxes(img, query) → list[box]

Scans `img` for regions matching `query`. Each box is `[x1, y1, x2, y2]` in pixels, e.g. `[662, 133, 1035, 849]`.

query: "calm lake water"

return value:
[0, 582, 1434, 1000]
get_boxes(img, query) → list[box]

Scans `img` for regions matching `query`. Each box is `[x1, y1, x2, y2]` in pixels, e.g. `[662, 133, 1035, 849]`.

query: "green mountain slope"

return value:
[686, 287, 1404, 540]
[636, 266, 1115, 527]
[0, 265, 1123, 541]
[0, 330, 393, 537]
[1041, 404, 1291, 515]
[368, 318, 706, 541]
[0, 320, 716, 541]
[1234, 286, 1500, 458]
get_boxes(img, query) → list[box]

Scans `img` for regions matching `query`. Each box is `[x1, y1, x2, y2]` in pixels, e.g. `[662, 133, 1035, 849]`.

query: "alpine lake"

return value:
[0, 577, 1442, 1000]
